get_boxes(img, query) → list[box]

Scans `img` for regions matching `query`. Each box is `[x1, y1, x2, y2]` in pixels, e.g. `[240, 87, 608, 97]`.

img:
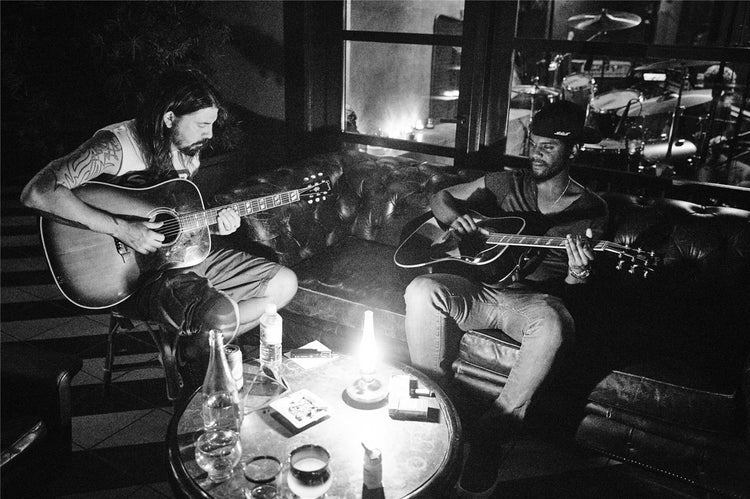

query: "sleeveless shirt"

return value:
[97, 120, 199, 179]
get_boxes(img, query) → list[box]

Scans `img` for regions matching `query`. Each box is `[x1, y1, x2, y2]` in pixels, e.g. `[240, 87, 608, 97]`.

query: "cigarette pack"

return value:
[387, 375, 439, 422]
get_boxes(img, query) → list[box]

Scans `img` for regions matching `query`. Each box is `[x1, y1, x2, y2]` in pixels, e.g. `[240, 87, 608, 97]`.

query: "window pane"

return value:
[364, 145, 454, 167]
[506, 48, 750, 186]
[515, 0, 747, 47]
[346, 0, 464, 35]
[345, 41, 460, 148]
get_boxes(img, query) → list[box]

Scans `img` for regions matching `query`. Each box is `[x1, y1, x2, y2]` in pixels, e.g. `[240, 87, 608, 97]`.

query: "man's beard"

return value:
[530, 158, 566, 182]
[179, 139, 210, 157]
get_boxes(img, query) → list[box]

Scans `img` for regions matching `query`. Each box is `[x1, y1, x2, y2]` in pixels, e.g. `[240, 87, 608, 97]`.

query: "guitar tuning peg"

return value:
[616, 260, 625, 271]
[318, 172, 323, 176]
[308, 200, 313, 204]
[303, 176, 310, 181]
[642, 269, 650, 278]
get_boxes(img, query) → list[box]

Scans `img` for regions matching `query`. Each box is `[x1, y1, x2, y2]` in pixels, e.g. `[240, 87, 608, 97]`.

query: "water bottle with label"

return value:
[259, 303, 283, 379]
[201, 330, 242, 433]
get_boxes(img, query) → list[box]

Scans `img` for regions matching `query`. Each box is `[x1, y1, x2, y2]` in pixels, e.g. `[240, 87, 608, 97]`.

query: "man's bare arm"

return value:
[21, 132, 123, 231]
[21, 132, 164, 254]
[430, 177, 486, 226]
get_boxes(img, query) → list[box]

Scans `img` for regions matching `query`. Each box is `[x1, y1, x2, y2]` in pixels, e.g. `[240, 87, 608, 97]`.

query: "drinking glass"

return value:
[286, 444, 332, 499]
[244, 455, 282, 498]
[195, 429, 242, 482]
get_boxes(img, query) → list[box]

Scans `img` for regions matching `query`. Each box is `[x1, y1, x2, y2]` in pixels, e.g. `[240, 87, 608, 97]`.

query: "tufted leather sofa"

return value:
[217, 151, 750, 497]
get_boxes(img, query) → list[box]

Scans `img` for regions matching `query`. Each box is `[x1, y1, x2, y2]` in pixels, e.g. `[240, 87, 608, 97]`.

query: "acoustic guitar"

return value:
[41, 175, 331, 309]
[393, 212, 659, 283]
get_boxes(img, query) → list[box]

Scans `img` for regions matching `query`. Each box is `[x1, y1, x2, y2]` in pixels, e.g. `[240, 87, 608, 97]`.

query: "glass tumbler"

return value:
[244, 455, 282, 498]
[195, 429, 242, 482]
[286, 444, 332, 499]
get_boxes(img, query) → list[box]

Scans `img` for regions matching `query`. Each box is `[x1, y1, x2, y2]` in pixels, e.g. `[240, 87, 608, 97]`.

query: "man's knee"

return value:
[267, 267, 298, 306]
[189, 291, 239, 339]
[532, 297, 574, 350]
[405, 275, 449, 312]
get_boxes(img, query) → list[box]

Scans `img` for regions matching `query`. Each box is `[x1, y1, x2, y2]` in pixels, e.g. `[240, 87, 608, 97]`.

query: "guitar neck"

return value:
[487, 233, 608, 252]
[180, 189, 301, 231]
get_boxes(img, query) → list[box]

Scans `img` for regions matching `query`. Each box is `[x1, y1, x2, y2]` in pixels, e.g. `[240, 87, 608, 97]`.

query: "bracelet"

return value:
[568, 267, 591, 280]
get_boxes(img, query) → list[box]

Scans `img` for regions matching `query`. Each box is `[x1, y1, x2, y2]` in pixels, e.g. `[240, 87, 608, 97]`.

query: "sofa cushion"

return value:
[587, 361, 741, 435]
[286, 237, 421, 343]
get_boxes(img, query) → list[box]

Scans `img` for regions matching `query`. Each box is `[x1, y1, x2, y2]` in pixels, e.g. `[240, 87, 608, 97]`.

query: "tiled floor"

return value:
[2, 184, 173, 498]
[1, 181, 707, 498]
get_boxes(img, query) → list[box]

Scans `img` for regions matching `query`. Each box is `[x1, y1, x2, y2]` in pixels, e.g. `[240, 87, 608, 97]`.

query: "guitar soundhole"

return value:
[153, 212, 180, 245]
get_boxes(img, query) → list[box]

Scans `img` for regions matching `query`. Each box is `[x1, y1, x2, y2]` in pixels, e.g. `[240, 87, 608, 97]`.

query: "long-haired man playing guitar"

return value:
[22, 67, 298, 391]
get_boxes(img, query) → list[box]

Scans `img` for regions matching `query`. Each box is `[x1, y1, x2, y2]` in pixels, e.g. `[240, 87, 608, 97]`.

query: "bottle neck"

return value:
[203, 330, 237, 395]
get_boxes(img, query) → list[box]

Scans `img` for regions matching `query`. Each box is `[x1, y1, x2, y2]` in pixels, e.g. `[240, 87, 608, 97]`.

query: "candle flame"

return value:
[359, 310, 378, 376]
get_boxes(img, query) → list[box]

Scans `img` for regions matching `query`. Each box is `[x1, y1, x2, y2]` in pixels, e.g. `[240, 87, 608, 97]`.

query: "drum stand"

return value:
[522, 77, 541, 156]
[661, 70, 690, 168]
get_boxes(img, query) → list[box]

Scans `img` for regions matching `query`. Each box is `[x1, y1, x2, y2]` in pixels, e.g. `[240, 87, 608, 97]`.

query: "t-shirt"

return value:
[484, 169, 608, 283]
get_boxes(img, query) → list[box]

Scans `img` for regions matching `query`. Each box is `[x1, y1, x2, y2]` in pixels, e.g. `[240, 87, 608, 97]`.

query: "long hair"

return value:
[135, 67, 226, 179]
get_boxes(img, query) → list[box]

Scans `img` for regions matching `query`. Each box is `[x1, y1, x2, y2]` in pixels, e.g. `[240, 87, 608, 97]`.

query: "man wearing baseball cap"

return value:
[403, 100, 608, 497]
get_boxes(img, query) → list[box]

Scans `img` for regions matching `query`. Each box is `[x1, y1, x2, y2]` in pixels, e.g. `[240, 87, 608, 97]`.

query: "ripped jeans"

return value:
[404, 273, 574, 421]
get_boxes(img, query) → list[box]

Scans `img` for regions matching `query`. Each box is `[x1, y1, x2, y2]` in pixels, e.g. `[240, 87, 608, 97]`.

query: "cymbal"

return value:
[635, 59, 715, 71]
[512, 85, 559, 97]
[616, 90, 714, 116]
[567, 9, 641, 32]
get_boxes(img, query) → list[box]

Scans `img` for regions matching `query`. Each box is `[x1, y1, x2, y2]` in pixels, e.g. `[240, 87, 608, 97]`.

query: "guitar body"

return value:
[394, 213, 549, 283]
[41, 179, 209, 309]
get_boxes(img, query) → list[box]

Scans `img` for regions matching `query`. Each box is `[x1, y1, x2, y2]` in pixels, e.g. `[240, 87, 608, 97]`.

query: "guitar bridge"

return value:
[114, 238, 130, 262]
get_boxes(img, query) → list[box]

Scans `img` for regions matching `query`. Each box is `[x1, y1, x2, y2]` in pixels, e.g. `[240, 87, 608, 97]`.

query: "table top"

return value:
[167, 354, 463, 498]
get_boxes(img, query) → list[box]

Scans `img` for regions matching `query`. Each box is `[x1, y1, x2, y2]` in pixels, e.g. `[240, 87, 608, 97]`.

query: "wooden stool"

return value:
[103, 310, 183, 401]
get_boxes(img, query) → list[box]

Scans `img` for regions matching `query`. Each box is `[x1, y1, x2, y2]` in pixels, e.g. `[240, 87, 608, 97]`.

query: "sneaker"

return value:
[455, 441, 502, 498]
[455, 405, 520, 498]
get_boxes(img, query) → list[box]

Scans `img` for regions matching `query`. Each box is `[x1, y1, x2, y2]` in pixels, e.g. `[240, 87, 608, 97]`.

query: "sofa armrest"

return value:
[744, 351, 750, 445]
[1, 344, 82, 432]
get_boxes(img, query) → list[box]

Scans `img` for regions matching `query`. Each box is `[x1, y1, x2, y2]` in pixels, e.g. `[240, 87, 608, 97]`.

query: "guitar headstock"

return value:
[604, 242, 661, 278]
[299, 173, 332, 204]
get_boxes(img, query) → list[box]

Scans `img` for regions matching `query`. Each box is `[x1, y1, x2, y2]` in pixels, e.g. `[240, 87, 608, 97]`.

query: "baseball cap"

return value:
[529, 100, 601, 145]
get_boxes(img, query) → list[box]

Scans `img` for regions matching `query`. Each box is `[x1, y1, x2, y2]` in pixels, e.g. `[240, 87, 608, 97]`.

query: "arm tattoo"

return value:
[54, 134, 123, 189]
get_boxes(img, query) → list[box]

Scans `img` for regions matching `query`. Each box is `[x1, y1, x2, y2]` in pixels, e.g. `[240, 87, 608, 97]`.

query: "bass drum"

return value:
[561, 73, 594, 109]
[589, 89, 642, 138]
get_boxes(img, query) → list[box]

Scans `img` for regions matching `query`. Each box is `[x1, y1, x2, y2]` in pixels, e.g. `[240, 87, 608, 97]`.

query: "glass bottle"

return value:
[201, 329, 242, 432]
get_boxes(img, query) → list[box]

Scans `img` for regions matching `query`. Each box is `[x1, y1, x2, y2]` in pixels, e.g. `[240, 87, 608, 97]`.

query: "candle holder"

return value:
[344, 311, 389, 408]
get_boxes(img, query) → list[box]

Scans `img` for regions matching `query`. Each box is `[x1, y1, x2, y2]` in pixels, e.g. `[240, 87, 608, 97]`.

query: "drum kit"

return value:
[511, 8, 737, 176]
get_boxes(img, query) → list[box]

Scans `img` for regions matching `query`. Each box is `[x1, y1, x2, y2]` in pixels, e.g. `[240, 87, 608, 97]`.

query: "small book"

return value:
[269, 388, 331, 431]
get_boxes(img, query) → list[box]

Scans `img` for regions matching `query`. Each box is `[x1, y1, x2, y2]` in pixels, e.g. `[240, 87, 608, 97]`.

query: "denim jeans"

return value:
[404, 273, 574, 421]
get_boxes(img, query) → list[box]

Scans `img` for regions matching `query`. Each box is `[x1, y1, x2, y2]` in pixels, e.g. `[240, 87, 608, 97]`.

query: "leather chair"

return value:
[1, 343, 82, 497]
